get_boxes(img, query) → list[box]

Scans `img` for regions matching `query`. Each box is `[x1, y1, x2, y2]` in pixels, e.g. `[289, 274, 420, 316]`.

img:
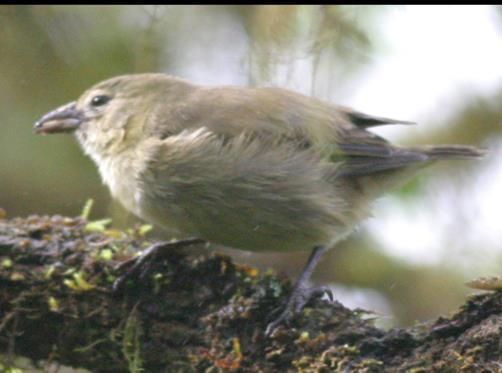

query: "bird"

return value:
[34, 73, 485, 334]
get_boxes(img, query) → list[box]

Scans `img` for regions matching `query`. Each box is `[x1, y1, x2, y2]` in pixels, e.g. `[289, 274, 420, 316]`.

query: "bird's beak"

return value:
[34, 101, 85, 134]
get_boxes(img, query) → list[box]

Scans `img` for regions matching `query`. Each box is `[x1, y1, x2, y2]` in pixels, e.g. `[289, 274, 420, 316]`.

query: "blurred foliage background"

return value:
[1, 5, 501, 328]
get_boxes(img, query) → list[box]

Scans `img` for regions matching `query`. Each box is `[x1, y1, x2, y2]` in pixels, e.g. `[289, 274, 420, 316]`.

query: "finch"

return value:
[34, 73, 485, 333]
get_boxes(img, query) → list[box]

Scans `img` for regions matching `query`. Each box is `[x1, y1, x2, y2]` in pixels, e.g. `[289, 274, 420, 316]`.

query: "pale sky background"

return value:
[351, 5, 502, 273]
[349, 5, 502, 126]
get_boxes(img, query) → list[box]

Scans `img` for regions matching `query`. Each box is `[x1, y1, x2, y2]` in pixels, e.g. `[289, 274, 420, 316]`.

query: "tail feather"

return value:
[411, 145, 488, 160]
[349, 144, 487, 199]
[338, 145, 487, 178]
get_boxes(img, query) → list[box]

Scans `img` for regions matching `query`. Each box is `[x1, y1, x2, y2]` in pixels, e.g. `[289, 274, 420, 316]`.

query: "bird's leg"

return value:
[112, 238, 205, 292]
[265, 245, 331, 336]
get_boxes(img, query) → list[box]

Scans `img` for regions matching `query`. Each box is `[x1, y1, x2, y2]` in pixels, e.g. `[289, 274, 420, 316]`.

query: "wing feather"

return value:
[156, 85, 426, 177]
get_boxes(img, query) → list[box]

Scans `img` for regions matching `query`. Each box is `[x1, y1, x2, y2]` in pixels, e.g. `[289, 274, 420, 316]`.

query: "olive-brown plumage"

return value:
[35, 73, 484, 333]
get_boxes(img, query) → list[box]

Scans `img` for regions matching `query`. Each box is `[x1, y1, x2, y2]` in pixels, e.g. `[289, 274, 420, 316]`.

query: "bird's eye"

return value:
[90, 95, 111, 107]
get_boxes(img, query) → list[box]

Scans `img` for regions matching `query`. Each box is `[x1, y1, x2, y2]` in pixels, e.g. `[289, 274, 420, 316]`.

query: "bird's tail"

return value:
[351, 144, 488, 199]
[409, 145, 488, 160]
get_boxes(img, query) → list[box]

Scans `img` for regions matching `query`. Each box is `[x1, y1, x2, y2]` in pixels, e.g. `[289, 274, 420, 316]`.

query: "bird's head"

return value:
[34, 73, 192, 158]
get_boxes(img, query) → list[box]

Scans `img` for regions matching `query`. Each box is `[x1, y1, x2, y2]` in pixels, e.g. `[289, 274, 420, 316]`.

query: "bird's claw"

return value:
[265, 285, 334, 336]
[112, 244, 160, 292]
[112, 238, 204, 293]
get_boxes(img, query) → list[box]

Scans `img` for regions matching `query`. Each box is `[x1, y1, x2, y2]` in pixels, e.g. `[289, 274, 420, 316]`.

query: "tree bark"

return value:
[0, 214, 500, 372]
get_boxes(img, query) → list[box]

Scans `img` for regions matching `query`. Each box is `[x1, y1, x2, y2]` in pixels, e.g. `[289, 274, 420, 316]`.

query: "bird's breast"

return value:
[95, 153, 145, 217]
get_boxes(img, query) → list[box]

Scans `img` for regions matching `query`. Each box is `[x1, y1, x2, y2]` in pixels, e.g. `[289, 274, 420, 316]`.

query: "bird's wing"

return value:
[331, 123, 428, 177]
[157, 85, 426, 176]
[336, 106, 415, 128]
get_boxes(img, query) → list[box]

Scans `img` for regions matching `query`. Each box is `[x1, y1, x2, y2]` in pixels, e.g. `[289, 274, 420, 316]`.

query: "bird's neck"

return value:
[84, 142, 148, 217]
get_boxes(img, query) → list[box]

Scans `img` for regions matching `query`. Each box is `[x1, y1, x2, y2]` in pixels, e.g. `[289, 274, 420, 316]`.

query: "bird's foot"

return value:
[265, 285, 333, 336]
[112, 238, 204, 292]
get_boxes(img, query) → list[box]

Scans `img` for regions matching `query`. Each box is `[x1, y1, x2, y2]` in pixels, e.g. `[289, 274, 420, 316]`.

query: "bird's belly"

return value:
[139, 190, 348, 253]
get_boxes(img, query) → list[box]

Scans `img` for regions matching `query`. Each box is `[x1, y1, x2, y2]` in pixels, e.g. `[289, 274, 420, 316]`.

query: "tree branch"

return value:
[0, 214, 500, 372]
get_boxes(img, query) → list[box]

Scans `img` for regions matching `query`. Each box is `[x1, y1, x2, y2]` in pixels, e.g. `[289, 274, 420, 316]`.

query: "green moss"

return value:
[122, 312, 144, 373]
[0, 214, 500, 371]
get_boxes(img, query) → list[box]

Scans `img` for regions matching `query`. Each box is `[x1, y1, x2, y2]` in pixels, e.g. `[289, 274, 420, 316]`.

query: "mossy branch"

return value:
[0, 214, 501, 372]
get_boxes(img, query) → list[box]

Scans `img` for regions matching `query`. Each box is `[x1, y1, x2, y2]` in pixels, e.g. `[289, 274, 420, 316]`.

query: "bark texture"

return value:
[0, 214, 500, 372]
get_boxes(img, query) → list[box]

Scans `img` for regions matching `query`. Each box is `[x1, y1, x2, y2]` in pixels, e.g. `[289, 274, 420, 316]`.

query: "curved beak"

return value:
[34, 101, 85, 134]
